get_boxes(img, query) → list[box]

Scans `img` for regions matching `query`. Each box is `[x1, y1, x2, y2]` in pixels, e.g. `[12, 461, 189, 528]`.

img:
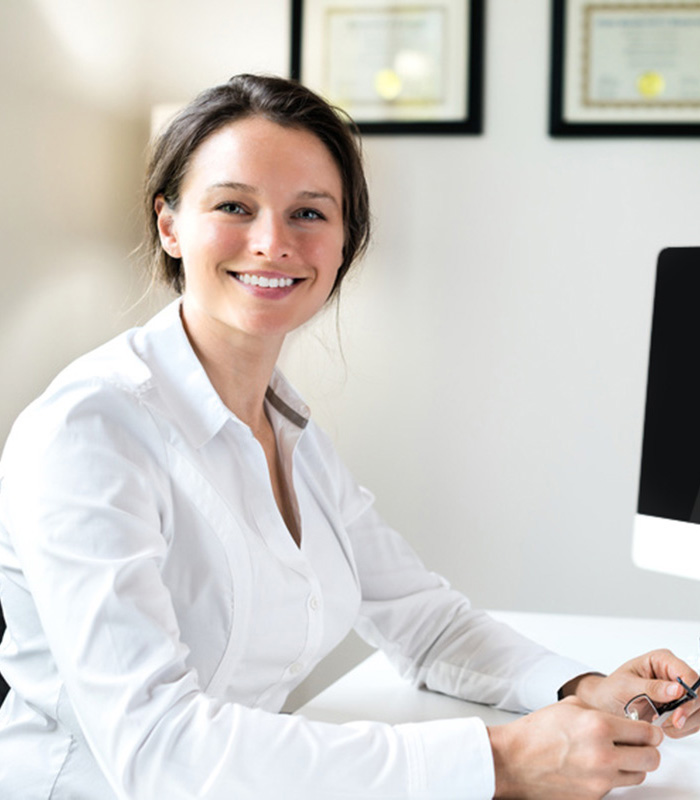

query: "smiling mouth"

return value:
[229, 272, 300, 289]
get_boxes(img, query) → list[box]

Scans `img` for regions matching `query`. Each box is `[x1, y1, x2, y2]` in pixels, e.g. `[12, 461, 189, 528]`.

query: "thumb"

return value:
[643, 677, 686, 706]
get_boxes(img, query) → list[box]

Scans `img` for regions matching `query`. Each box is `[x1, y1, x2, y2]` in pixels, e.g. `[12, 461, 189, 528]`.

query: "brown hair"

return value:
[143, 74, 370, 298]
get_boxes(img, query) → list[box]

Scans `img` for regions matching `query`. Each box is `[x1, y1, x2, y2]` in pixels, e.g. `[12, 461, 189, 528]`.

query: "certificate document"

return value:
[298, 0, 469, 124]
[325, 8, 445, 110]
[562, 1, 700, 123]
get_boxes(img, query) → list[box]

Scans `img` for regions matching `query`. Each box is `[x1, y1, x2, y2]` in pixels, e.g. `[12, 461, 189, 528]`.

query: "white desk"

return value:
[299, 611, 700, 798]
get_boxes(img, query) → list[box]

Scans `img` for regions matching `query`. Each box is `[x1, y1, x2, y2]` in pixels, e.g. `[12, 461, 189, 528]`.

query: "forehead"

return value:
[182, 116, 343, 196]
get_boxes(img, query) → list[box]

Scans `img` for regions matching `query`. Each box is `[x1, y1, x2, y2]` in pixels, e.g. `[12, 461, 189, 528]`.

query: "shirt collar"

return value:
[134, 300, 309, 450]
[266, 372, 309, 431]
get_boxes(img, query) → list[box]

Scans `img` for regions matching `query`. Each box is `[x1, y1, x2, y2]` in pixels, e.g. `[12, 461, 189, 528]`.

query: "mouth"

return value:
[228, 271, 302, 289]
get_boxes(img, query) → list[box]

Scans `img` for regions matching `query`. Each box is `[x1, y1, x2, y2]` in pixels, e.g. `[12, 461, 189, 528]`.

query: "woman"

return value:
[0, 74, 697, 800]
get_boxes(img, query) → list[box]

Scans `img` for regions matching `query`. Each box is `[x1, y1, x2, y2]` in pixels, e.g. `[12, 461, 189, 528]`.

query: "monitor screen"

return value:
[634, 247, 700, 580]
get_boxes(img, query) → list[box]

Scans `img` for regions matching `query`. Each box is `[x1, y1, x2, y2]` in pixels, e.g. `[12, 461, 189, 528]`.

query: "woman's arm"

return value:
[0, 383, 493, 799]
[346, 499, 589, 714]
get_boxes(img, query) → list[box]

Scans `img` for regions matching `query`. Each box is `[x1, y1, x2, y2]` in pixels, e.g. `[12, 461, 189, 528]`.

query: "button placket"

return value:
[282, 569, 324, 683]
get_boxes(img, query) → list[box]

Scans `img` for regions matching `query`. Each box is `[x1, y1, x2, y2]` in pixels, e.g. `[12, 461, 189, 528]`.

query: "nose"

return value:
[249, 212, 292, 262]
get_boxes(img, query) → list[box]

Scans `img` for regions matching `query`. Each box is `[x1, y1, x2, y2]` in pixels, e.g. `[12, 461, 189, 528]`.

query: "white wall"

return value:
[0, 0, 291, 440]
[2, 0, 700, 705]
[284, 1, 700, 625]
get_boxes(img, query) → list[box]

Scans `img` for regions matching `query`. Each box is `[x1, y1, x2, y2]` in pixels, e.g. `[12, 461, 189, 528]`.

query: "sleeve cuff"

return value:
[398, 716, 495, 799]
[517, 653, 594, 711]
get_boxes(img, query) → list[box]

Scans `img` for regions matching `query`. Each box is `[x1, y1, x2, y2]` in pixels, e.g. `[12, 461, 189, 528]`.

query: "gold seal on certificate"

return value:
[637, 71, 666, 98]
[374, 69, 403, 102]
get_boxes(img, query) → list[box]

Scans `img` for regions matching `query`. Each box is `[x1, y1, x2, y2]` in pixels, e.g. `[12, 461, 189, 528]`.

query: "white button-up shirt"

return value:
[0, 300, 587, 799]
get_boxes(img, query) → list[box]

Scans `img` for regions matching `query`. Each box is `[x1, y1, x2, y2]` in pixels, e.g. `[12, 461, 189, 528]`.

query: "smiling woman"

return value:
[0, 74, 698, 800]
[143, 74, 370, 299]
[153, 116, 346, 354]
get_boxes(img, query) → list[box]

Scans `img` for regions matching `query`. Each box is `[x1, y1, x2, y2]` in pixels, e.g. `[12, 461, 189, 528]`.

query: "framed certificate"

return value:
[550, 0, 700, 136]
[290, 0, 485, 134]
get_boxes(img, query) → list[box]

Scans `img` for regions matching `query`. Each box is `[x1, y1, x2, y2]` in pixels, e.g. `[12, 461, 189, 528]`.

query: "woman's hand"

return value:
[563, 650, 700, 738]
[488, 696, 663, 799]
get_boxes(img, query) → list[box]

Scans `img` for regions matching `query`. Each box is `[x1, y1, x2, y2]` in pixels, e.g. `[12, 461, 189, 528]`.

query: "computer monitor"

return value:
[633, 247, 700, 580]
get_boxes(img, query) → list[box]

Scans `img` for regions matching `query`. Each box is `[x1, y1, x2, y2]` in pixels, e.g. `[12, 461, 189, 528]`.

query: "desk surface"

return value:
[299, 611, 700, 798]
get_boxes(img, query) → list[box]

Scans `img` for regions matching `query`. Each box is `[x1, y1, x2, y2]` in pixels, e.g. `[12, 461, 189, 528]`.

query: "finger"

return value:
[681, 705, 700, 727]
[646, 652, 700, 696]
[664, 704, 700, 737]
[614, 743, 662, 775]
[672, 717, 700, 737]
[613, 771, 647, 790]
[663, 723, 696, 740]
[672, 705, 690, 729]
[612, 717, 663, 747]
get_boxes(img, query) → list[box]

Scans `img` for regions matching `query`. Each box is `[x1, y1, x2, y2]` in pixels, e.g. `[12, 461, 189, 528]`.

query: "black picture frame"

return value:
[550, 0, 700, 137]
[291, 0, 485, 135]
[0, 604, 7, 702]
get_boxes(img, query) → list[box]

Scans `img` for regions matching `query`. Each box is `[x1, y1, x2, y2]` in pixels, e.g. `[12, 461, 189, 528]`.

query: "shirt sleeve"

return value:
[0, 381, 495, 800]
[348, 501, 589, 715]
[307, 419, 590, 716]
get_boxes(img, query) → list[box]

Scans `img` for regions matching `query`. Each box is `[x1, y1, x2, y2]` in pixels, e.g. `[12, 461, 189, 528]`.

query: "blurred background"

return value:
[1, 0, 699, 704]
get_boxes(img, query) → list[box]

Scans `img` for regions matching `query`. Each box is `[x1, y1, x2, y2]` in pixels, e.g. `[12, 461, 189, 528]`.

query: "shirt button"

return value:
[289, 662, 303, 676]
[309, 595, 320, 611]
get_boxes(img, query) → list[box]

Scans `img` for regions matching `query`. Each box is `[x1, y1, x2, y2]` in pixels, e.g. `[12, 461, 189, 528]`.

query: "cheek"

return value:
[180, 222, 246, 262]
[309, 234, 345, 279]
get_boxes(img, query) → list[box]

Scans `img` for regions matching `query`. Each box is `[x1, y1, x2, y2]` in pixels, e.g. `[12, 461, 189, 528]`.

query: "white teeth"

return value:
[236, 273, 294, 288]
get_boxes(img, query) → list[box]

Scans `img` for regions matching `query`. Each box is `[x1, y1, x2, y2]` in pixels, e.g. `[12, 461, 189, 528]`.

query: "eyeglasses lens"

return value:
[625, 695, 659, 723]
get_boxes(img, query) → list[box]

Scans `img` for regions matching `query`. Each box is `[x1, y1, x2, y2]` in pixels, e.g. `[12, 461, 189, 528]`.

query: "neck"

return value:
[180, 301, 283, 430]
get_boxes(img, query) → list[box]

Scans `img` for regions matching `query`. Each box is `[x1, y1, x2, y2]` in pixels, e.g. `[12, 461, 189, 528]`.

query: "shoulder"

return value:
[1, 308, 178, 473]
[14, 329, 153, 426]
[4, 298, 201, 446]
[2, 371, 164, 483]
[46, 301, 187, 403]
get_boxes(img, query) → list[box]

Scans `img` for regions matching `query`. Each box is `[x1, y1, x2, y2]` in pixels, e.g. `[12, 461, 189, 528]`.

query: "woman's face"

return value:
[155, 115, 345, 349]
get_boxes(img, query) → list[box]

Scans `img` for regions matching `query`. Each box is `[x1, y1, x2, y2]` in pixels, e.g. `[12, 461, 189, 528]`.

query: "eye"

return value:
[216, 201, 249, 215]
[293, 207, 326, 221]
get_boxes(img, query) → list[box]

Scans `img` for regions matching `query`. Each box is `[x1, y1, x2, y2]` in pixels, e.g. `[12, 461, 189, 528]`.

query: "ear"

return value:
[154, 195, 181, 258]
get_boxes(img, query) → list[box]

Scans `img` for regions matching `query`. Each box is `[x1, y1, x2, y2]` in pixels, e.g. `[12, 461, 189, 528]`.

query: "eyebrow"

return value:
[208, 181, 340, 207]
[297, 190, 339, 206]
[209, 181, 255, 194]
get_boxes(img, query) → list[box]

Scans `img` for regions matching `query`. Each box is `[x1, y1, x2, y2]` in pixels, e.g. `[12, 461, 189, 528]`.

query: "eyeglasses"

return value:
[624, 676, 700, 725]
